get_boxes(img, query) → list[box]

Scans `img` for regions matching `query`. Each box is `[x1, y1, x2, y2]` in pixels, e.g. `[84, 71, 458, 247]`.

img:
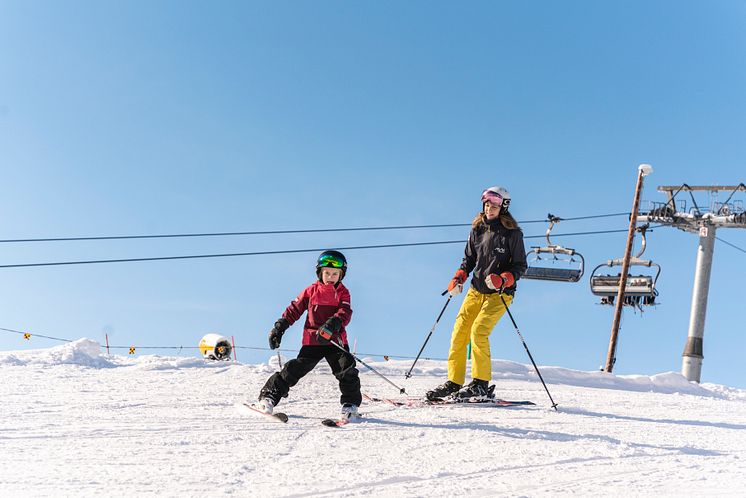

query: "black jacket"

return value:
[459, 216, 527, 295]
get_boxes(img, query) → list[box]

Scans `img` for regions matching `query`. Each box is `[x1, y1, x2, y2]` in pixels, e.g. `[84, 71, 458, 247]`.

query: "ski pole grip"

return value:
[441, 289, 448, 296]
[319, 328, 333, 341]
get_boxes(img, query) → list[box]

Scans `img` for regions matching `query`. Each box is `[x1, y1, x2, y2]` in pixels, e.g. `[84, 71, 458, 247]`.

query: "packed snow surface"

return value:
[2, 339, 745, 496]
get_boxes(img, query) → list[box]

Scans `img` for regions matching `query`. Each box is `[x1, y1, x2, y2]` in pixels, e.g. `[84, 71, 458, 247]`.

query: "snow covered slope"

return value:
[1, 339, 745, 496]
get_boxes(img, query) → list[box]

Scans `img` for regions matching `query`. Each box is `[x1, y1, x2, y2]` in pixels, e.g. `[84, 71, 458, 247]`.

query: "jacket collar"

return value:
[314, 280, 346, 291]
[484, 215, 502, 230]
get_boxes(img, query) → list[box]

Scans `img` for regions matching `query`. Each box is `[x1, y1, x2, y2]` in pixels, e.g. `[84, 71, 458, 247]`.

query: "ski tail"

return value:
[321, 413, 363, 427]
[363, 392, 535, 408]
[322, 418, 348, 427]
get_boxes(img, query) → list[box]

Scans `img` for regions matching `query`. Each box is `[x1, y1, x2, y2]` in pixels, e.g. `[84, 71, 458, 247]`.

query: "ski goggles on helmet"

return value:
[317, 253, 346, 268]
[481, 189, 504, 206]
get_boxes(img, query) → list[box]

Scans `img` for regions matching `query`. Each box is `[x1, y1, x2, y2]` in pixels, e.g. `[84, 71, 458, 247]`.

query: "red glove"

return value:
[448, 269, 468, 296]
[485, 272, 515, 292]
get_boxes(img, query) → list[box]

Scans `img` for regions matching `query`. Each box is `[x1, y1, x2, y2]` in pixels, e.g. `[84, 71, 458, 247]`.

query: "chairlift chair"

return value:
[589, 225, 661, 308]
[523, 214, 585, 283]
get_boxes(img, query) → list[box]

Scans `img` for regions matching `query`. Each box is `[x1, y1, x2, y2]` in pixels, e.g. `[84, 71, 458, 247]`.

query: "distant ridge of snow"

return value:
[1, 339, 743, 400]
[0, 338, 276, 374]
[0, 338, 114, 368]
[130, 355, 224, 371]
[358, 358, 735, 399]
[535, 365, 715, 396]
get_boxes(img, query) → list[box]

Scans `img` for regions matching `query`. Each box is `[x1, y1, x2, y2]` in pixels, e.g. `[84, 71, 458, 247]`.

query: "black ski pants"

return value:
[260, 344, 362, 407]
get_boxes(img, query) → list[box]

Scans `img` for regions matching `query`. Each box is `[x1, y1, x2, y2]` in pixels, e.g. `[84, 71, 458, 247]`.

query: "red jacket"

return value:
[282, 281, 352, 346]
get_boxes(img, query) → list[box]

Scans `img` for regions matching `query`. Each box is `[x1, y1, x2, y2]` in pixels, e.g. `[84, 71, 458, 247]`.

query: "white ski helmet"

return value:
[199, 333, 233, 361]
[481, 186, 511, 210]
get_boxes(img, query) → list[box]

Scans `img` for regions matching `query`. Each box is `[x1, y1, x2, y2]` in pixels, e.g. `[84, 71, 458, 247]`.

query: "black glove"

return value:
[268, 318, 290, 350]
[316, 316, 342, 344]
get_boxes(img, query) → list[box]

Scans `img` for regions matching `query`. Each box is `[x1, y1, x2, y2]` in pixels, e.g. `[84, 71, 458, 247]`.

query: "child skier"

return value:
[426, 186, 527, 401]
[253, 250, 362, 420]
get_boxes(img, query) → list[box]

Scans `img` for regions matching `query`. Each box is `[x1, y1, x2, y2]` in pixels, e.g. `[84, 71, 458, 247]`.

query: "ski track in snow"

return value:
[1, 339, 745, 497]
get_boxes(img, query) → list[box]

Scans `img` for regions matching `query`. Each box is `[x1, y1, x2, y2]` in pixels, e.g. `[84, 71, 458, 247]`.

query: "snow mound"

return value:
[360, 358, 727, 398]
[700, 382, 746, 401]
[128, 355, 234, 371]
[537, 366, 714, 396]
[0, 338, 114, 368]
[0, 339, 277, 372]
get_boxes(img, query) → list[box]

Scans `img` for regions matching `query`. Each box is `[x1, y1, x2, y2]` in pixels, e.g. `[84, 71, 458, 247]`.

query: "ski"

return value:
[429, 398, 535, 407]
[321, 418, 349, 427]
[240, 402, 289, 423]
[321, 413, 363, 428]
[363, 393, 535, 408]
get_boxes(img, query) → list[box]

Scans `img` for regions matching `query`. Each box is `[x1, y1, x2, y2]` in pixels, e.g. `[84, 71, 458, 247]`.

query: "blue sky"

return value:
[1, 1, 745, 388]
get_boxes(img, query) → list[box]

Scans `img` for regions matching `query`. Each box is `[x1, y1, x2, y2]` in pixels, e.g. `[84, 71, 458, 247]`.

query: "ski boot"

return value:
[341, 403, 359, 421]
[454, 379, 492, 400]
[425, 380, 462, 401]
[255, 386, 283, 414]
[254, 397, 275, 414]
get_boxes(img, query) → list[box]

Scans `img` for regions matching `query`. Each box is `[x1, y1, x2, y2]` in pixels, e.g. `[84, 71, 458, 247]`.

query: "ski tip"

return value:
[240, 402, 289, 423]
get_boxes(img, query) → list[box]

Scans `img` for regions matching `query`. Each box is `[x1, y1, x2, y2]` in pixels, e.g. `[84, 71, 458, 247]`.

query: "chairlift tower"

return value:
[639, 184, 746, 383]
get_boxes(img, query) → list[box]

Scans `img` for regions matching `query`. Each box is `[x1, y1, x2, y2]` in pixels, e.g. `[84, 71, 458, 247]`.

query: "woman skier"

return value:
[426, 186, 527, 400]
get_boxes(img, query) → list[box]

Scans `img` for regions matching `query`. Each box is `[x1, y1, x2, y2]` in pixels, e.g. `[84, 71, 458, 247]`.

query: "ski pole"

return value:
[404, 292, 453, 379]
[329, 339, 407, 394]
[498, 293, 559, 411]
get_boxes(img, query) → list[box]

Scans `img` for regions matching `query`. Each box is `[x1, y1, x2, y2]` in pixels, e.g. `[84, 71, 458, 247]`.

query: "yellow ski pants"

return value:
[447, 287, 513, 384]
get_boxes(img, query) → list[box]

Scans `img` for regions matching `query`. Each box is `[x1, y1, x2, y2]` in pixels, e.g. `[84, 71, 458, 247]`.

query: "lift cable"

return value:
[716, 236, 746, 255]
[0, 212, 631, 244]
[0, 229, 629, 269]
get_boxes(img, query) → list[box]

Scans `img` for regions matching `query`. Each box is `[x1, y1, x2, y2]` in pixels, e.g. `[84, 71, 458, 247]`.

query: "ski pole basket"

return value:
[523, 214, 585, 283]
